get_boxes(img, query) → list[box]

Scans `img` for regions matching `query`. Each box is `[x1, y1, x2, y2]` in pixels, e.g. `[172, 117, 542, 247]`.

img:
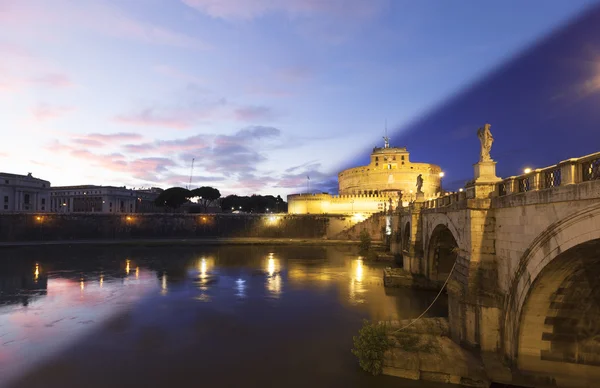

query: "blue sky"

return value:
[1, 0, 598, 195]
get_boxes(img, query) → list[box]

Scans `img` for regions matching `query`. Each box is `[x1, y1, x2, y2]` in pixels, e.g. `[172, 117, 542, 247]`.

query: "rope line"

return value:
[390, 258, 458, 334]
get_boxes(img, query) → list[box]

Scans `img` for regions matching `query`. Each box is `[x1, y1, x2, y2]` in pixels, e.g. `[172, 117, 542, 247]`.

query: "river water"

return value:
[0, 244, 449, 388]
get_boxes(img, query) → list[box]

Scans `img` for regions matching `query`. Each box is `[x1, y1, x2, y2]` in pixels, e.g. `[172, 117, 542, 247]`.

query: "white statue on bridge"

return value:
[477, 123, 494, 162]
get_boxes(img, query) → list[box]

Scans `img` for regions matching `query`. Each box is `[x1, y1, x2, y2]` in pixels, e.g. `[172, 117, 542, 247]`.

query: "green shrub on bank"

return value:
[359, 230, 371, 253]
[351, 320, 392, 376]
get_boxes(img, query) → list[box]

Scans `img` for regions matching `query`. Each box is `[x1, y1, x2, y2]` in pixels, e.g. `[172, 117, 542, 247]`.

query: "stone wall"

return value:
[0, 213, 361, 242]
[333, 213, 387, 241]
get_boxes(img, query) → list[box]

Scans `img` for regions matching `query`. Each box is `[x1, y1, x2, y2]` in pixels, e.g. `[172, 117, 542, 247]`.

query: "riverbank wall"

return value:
[0, 213, 374, 242]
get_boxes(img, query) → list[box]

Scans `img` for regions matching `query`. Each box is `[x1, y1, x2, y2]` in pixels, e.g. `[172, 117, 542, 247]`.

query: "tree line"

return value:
[154, 187, 287, 213]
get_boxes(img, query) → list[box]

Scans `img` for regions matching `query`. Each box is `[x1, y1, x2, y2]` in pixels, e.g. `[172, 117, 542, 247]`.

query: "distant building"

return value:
[50, 185, 162, 213]
[0, 172, 51, 213]
[288, 140, 443, 215]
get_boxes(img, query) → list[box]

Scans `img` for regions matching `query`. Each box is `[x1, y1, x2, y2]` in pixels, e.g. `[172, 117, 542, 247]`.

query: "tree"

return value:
[351, 320, 391, 375]
[154, 187, 191, 209]
[190, 186, 221, 213]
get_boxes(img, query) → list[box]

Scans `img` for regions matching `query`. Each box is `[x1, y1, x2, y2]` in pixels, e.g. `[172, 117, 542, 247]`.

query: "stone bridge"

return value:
[391, 151, 600, 387]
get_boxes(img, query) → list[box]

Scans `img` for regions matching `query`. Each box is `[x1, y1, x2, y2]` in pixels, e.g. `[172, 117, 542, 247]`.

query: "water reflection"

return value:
[266, 254, 282, 297]
[349, 257, 366, 304]
[0, 245, 448, 388]
[235, 278, 246, 298]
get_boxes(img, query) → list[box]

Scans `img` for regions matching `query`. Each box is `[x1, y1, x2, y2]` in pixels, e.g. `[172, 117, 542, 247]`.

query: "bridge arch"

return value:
[426, 223, 459, 282]
[504, 202, 600, 385]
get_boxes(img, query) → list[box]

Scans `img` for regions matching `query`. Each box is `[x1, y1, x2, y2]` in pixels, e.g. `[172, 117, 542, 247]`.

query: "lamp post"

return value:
[439, 171, 445, 194]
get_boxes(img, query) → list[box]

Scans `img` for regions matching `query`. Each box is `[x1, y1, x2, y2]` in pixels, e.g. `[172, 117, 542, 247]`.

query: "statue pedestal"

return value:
[415, 192, 425, 202]
[473, 160, 501, 183]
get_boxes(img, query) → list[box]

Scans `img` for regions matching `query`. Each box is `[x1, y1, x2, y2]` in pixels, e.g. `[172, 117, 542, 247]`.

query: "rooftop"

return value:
[0, 172, 49, 182]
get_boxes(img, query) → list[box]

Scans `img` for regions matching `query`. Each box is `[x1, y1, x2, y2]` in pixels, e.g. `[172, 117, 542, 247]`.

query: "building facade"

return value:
[0, 173, 51, 213]
[288, 141, 443, 215]
[50, 186, 162, 213]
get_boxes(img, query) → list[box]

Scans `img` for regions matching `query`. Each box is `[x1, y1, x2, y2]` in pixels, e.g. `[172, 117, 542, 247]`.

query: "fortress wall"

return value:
[0, 213, 361, 242]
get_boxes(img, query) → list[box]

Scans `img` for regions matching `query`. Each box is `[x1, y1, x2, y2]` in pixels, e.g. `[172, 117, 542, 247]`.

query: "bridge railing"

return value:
[496, 151, 600, 196]
[422, 191, 467, 209]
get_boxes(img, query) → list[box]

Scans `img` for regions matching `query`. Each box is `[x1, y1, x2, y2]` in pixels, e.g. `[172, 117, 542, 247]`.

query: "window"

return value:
[401, 155, 405, 161]
[388, 164, 392, 170]
[3, 196, 8, 203]
[41, 198, 46, 205]
[109, 202, 113, 207]
[4, 180, 8, 184]
[24, 194, 30, 204]
[41, 206, 45, 211]
[3, 205, 7, 210]
[375, 157, 378, 161]
[393, 156, 396, 160]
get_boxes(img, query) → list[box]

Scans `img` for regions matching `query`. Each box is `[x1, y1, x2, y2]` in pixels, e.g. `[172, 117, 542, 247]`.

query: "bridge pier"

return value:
[400, 201, 426, 275]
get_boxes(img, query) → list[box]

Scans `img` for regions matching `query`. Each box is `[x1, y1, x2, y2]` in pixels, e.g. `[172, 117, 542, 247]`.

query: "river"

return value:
[0, 244, 450, 387]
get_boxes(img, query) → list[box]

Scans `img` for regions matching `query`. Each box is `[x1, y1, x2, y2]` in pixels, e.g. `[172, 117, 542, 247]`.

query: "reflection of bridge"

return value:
[392, 151, 600, 387]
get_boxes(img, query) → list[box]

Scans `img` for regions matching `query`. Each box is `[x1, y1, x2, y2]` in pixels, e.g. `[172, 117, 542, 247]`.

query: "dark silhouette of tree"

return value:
[220, 194, 287, 213]
[190, 186, 221, 213]
[154, 187, 191, 209]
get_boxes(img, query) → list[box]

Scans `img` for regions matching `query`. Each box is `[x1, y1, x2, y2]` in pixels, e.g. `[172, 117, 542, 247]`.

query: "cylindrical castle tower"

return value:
[338, 145, 442, 199]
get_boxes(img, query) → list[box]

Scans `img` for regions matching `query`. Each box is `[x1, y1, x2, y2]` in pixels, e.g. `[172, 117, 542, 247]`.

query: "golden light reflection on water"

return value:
[355, 258, 364, 283]
[34, 263, 40, 282]
[349, 258, 366, 305]
[125, 260, 131, 275]
[80, 278, 85, 291]
[266, 255, 282, 297]
[135, 267, 139, 279]
[100, 274, 104, 288]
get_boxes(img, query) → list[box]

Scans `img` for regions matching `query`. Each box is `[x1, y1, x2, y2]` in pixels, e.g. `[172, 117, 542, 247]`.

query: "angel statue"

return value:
[416, 174, 423, 194]
[477, 123, 494, 162]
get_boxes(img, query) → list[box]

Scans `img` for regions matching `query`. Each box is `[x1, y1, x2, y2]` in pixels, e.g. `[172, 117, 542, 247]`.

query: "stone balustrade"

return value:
[497, 151, 600, 197]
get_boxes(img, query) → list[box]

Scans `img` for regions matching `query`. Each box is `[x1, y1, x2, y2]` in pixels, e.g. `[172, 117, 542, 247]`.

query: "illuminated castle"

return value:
[287, 138, 443, 214]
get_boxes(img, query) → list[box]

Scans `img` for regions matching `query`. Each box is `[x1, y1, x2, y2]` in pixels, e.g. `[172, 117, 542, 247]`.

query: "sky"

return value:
[1, 0, 599, 196]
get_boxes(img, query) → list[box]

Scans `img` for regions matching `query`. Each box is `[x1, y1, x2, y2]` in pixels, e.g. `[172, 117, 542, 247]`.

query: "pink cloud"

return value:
[66, 133, 143, 149]
[115, 109, 194, 129]
[123, 134, 212, 154]
[31, 73, 72, 88]
[32, 104, 74, 120]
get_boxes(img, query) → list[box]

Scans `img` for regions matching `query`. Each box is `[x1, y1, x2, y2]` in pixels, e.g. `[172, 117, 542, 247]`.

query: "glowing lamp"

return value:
[524, 168, 532, 174]
[439, 172, 445, 178]
[459, 188, 464, 192]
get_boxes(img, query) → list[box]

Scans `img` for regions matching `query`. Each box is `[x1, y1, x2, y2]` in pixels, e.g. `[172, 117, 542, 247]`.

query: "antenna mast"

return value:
[188, 158, 195, 189]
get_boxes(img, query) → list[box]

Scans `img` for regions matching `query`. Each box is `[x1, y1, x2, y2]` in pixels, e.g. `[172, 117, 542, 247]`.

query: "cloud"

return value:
[30, 73, 73, 88]
[115, 108, 195, 129]
[46, 141, 179, 182]
[115, 95, 277, 129]
[123, 134, 211, 154]
[69, 132, 144, 148]
[234, 105, 275, 121]
[1, 1, 209, 50]
[31, 104, 74, 120]
[181, 0, 386, 21]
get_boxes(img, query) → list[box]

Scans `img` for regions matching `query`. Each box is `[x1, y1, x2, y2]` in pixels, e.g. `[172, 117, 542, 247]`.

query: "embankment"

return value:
[0, 213, 374, 242]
